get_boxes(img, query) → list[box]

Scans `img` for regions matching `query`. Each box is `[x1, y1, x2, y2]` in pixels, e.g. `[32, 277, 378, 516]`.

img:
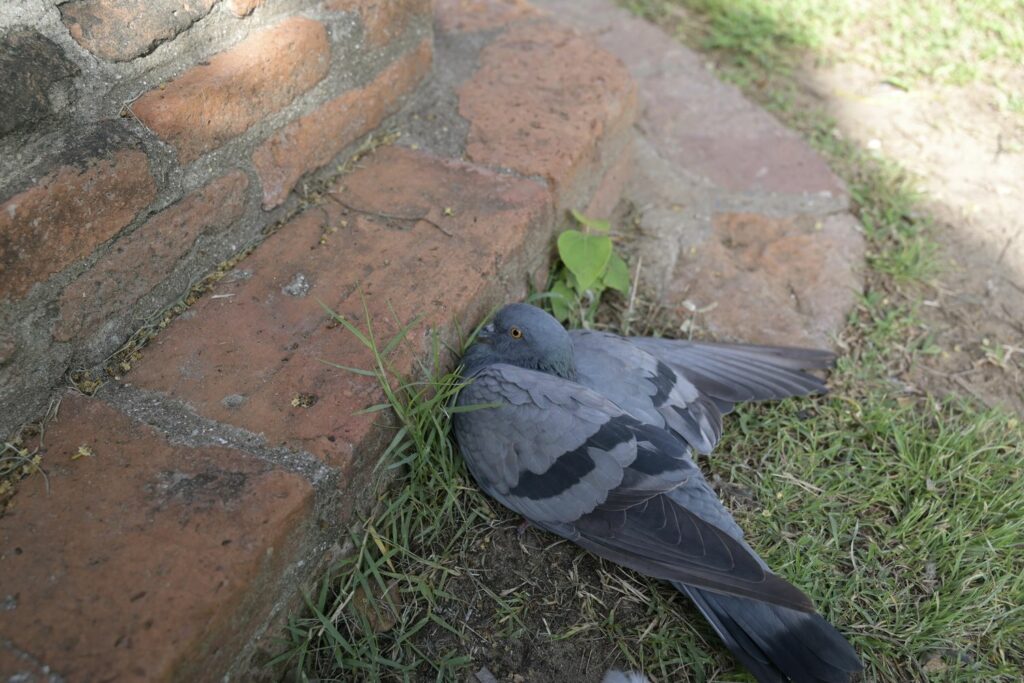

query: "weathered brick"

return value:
[226, 0, 263, 17]
[0, 28, 79, 135]
[0, 141, 156, 302]
[54, 171, 250, 342]
[434, 0, 540, 33]
[0, 393, 314, 682]
[254, 39, 431, 208]
[130, 146, 552, 469]
[326, 0, 430, 46]
[458, 20, 636, 201]
[131, 17, 330, 164]
[60, 0, 218, 62]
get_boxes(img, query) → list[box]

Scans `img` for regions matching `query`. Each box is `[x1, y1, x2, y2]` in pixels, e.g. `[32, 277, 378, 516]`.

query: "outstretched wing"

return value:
[571, 330, 723, 453]
[627, 337, 834, 411]
[454, 364, 814, 612]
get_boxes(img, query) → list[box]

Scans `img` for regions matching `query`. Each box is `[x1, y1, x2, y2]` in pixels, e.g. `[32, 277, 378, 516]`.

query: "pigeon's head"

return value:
[462, 303, 576, 379]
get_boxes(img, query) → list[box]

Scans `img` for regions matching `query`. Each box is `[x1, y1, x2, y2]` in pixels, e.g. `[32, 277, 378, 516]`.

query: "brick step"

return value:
[0, 2, 636, 680]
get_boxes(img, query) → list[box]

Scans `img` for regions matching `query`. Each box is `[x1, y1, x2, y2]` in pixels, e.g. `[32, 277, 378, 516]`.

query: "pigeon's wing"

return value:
[454, 363, 686, 524]
[454, 364, 814, 612]
[571, 330, 723, 453]
[628, 337, 834, 412]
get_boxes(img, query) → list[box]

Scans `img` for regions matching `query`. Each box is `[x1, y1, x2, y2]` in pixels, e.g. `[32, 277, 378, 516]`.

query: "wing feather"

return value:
[628, 337, 834, 407]
[572, 330, 723, 453]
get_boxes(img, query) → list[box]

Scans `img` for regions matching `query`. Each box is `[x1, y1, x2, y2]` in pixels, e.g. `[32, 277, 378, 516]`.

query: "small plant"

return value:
[548, 210, 631, 326]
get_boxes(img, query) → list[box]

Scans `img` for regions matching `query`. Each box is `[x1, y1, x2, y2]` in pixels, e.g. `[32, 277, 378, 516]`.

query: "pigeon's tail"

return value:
[675, 583, 863, 683]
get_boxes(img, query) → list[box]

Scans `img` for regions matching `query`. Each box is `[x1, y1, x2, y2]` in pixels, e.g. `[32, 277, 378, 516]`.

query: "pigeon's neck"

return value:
[460, 344, 577, 381]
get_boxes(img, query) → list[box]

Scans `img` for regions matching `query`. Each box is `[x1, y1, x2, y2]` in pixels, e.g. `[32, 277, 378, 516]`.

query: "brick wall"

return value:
[0, 0, 433, 439]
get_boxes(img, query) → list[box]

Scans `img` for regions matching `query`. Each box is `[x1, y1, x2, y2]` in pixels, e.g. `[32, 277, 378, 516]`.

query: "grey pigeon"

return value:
[454, 304, 862, 683]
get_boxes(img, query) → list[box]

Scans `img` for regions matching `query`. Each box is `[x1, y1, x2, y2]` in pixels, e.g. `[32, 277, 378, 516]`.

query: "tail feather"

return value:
[676, 583, 862, 683]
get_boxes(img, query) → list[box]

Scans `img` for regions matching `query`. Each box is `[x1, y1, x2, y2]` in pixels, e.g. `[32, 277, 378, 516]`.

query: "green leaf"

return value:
[602, 252, 631, 294]
[549, 279, 575, 322]
[557, 230, 612, 291]
[570, 209, 611, 233]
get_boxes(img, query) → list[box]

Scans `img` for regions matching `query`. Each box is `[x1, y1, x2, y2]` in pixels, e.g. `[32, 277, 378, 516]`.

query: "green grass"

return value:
[626, 0, 1024, 88]
[717, 391, 1024, 681]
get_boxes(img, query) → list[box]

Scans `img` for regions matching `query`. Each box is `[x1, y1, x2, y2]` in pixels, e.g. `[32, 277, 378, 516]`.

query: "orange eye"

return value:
[509, 326, 523, 339]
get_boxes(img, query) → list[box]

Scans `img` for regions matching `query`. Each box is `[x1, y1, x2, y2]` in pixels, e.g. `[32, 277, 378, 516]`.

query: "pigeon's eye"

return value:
[509, 326, 523, 339]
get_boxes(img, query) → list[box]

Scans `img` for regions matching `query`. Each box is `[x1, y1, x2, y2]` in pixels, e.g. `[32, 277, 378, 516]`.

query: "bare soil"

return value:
[803, 60, 1024, 413]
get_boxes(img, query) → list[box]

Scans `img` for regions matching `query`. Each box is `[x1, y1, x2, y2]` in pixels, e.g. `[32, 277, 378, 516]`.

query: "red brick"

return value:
[254, 39, 432, 208]
[131, 17, 330, 165]
[459, 20, 636, 201]
[0, 393, 314, 682]
[434, 0, 540, 33]
[60, 0, 217, 62]
[1, 148, 156, 302]
[54, 171, 250, 342]
[129, 146, 552, 469]
[668, 212, 865, 347]
[226, 0, 263, 17]
[327, 0, 430, 46]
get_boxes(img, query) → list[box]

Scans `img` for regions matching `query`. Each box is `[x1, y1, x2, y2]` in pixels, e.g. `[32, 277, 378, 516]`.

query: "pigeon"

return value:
[454, 303, 862, 683]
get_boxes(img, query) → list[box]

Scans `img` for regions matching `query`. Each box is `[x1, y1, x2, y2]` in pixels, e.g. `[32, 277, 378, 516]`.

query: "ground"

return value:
[637, 0, 1024, 413]
[275, 1, 1024, 681]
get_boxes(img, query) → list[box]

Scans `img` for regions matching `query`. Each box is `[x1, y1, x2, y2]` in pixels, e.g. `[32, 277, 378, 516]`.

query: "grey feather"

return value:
[573, 329, 724, 453]
[627, 337, 834, 408]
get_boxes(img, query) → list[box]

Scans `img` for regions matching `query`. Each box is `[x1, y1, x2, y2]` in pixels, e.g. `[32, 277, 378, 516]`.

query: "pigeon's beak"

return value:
[476, 322, 496, 344]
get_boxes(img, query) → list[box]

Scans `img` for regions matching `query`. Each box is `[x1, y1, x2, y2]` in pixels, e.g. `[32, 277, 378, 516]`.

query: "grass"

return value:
[273, 1, 1024, 681]
[626, 0, 1024, 89]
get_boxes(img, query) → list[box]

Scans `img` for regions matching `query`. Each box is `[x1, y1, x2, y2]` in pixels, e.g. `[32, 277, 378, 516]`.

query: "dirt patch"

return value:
[802, 61, 1024, 413]
[410, 517, 730, 682]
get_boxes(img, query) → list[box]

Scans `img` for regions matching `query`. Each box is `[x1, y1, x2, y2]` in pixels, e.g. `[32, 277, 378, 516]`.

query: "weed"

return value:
[547, 210, 631, 327]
